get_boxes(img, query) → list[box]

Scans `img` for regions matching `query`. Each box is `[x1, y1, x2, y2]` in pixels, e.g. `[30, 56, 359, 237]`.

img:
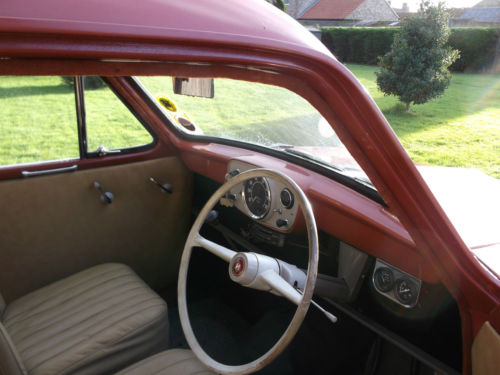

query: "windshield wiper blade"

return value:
[275, 145, 374, 189]
[352, 176, 374, 188]
[278, 146, 345, 173]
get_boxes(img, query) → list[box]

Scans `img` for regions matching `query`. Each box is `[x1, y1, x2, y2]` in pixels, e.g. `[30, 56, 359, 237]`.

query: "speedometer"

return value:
[243, 177, 271, 219]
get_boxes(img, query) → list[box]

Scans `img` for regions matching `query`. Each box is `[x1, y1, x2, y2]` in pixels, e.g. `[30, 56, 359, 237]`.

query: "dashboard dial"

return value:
[243, 177, 271, 219]
[395, 278, 419, 306]
[374, 267, 394, 292]
[280, 188, 294, 209]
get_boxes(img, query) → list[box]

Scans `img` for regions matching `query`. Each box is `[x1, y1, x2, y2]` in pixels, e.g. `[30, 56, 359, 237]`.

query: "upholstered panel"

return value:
[0, 323, 26, 375]
[0, 293, 5, 316]
[2, 263, 169, 375]
[116, 349, 214, 375]
[0, 157, 192, 303]
[472, 321, 500, 375]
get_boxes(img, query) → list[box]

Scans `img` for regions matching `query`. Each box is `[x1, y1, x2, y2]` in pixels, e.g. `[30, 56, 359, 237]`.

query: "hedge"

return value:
[321, 27, 500, 72]
[321, 28, 397, 65]
[448, 28, 500, 72]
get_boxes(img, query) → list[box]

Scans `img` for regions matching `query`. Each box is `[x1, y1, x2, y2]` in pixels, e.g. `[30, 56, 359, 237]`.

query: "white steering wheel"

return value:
[178, 168, 319, 374]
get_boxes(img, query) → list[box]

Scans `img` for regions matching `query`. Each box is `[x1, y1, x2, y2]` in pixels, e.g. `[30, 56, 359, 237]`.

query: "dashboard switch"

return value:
[276, 219, 288, 228]
[225, 169, 240, 180]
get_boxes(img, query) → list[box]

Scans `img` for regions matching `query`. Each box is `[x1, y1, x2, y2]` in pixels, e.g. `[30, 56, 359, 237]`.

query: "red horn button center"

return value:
[232, 256, 245, 276]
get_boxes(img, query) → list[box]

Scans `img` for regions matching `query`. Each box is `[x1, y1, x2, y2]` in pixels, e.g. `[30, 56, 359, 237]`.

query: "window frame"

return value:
[0, 73, 160, 181]
[75, 76, 158, 159]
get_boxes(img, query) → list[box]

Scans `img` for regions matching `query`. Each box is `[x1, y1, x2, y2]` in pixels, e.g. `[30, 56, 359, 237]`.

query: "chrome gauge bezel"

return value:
[280, 188, 295, 209]
[372, 259, 421, 308]
[242, 176, 272, 220]
[227, 160, 300, 230]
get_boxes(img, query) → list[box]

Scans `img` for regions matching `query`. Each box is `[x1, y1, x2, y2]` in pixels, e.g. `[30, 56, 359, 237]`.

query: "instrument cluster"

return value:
[372, 259, 422, 308]
[225, 160, 299, 231]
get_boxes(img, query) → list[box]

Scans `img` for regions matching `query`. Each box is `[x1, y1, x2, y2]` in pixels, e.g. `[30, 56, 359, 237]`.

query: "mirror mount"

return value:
[173, 77, 214, 98]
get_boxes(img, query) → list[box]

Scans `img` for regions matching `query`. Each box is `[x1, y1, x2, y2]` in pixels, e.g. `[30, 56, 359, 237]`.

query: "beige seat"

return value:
[116, 349, 214, 375]
[0, 263, 169, 375]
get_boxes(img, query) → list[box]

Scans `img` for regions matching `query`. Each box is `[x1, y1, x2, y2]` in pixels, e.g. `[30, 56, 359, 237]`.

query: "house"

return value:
[473, 0, 500, 7]
[294, 0, 399, 27]
[451, 0, 500, 26]
[392, 2, 411, 19]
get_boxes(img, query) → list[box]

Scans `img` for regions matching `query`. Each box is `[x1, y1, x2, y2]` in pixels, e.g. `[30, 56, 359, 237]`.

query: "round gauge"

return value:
[243, 177, 271, 219]
[280, 188, 294, 209]
[373, 267, 394, 292]
[394, 278, 419, 306]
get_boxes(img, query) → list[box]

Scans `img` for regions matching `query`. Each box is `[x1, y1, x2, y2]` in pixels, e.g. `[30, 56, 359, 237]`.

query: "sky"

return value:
[389, 0, 481, 11]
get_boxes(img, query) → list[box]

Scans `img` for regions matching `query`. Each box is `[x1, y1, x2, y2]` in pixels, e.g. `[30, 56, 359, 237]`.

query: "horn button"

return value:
[229, 252, 279, 289]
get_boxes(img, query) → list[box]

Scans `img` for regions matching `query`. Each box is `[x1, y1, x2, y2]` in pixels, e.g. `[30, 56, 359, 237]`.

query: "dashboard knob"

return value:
[276, 219, 289, 228]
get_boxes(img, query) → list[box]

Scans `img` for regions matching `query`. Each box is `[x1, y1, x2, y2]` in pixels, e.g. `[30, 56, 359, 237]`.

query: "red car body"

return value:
[0, 0, 498, 373]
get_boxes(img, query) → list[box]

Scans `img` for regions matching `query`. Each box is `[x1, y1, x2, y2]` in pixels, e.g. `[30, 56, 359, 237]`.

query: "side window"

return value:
[0, 76, 79, 166]
[84, 77, 153, 153]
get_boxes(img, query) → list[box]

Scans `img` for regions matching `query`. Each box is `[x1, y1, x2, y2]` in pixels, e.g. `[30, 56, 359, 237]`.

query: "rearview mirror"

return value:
[173, 77, 214, 98]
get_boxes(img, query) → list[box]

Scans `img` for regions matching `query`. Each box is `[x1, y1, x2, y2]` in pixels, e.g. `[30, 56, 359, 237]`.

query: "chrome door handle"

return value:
[22, 164, 78, 177]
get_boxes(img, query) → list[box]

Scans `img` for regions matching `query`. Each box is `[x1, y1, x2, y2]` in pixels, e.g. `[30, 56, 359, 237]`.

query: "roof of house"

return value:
[473, 0, 500, 7]
[447, 8, 466, 18]
[286, 0, 318, 18]
[459, 7, 500, 22]
[299, 0, 364, 20]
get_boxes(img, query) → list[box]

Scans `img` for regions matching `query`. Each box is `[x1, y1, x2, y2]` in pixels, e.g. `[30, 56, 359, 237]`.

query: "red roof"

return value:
[300, 0, 365, 20]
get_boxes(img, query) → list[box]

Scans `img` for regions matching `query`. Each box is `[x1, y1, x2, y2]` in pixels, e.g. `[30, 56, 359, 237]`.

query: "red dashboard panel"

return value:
[178, 141, 438, 283]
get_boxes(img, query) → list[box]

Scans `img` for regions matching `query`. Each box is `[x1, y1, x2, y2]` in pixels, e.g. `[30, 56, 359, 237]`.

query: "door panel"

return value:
[0, 156, 192, 303]
[472, 321, 500, 375]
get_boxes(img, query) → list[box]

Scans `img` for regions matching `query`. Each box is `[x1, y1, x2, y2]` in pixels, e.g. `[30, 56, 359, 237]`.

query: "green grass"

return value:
[0, 76, 152, 165]
[140, 77, 333, 148]
[0, 72, 498, 179]
[345, 64, 500, 178]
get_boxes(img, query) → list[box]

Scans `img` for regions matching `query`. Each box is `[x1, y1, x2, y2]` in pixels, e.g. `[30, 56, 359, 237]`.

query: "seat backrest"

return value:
[0, 293, 4, 316]
[0, 322, 26, 375]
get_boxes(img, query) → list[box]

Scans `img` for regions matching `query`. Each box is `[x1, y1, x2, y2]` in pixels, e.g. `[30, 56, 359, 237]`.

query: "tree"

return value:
[266, 0, 286, 12]
[376, 1, 459, 111]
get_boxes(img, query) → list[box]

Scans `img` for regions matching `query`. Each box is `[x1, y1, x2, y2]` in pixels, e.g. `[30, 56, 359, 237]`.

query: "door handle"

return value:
[22, 164, 78, 177]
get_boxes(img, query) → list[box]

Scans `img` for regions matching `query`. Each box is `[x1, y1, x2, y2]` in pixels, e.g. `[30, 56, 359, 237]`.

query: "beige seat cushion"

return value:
[116, 349, 214, 375]
[1, 263, 168, 375]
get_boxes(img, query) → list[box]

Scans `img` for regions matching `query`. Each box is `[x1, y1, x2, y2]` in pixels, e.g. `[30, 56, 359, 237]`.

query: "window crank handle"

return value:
[94, 181, 114, 204]
[150, 177, 173, 194]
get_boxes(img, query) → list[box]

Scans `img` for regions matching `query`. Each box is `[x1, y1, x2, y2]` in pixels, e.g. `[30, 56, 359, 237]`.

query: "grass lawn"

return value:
[346, 64, 500, 178]
[140, 77, 331, 148]
[0, 71, 498, 179]
[0, 76, 152, 165]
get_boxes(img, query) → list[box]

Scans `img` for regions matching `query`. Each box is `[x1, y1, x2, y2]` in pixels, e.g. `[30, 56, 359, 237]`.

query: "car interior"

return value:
[0, 75, 464, 375]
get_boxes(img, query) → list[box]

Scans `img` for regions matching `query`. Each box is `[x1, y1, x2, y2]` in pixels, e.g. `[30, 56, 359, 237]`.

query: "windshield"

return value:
[139, 77, 372, 187]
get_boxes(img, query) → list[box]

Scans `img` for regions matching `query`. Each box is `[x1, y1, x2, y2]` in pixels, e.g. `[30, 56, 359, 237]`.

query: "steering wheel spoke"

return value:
[258, 269, 302, 305]
[178, 168, 318, 374]
[193, 233, 236, 263]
